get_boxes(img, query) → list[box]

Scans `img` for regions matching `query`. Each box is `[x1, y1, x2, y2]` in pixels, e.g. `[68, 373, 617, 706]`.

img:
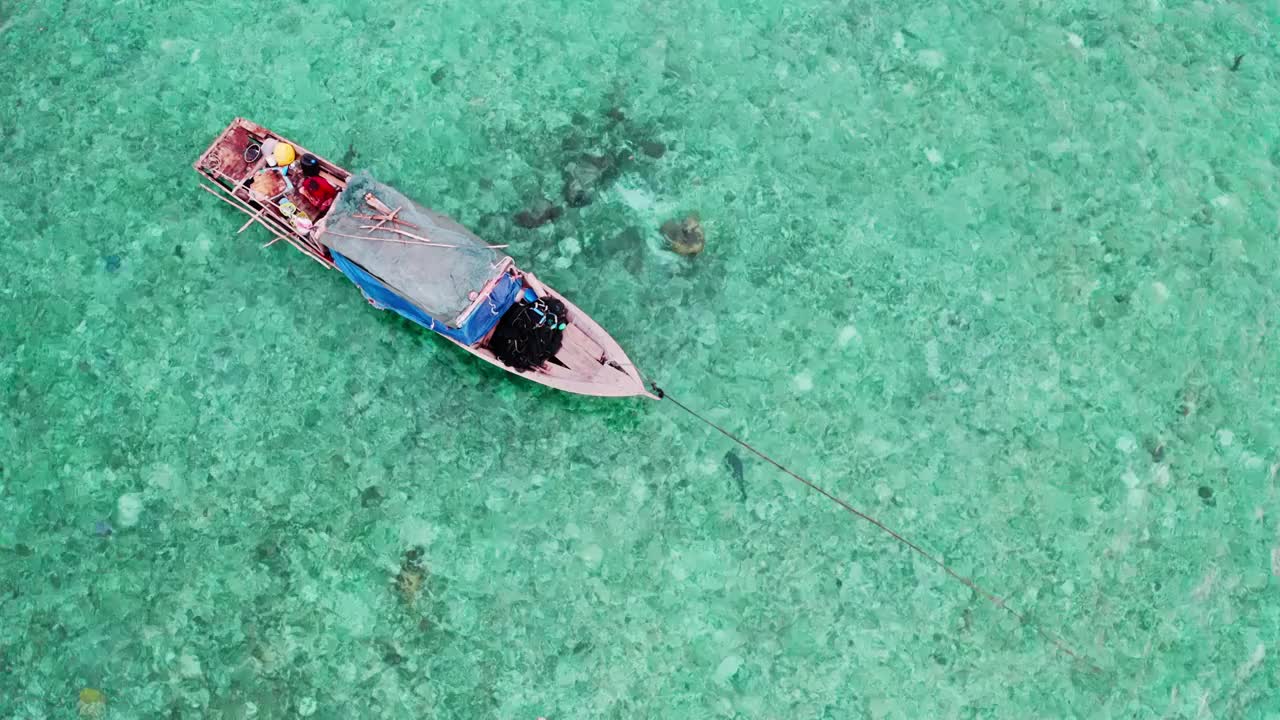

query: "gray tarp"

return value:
[317, 171, 505, 326]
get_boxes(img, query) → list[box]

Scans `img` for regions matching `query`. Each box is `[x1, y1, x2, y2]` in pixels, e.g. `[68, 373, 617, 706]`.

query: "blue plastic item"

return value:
[330, 249, 520, 346]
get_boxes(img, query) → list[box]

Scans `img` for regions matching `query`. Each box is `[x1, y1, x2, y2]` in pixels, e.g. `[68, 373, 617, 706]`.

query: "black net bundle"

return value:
[487, 296, 568, 370]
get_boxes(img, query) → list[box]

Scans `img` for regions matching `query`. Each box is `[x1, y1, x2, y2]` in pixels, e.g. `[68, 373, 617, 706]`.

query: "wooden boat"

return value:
[193, 118, 655, 400]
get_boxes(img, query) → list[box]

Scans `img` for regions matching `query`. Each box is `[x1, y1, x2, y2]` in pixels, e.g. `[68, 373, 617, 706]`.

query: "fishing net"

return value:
[317, 171, 506, 325]
[488, 296, 568, 370]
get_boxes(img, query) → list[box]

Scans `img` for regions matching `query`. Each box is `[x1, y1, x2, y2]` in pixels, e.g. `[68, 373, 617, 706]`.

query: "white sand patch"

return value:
[614, 183, 655, 213]
[398, 518, 438, 548]
[836, 324, 860, 347]
[177, 651, 202, 679]
[581, 543, 604, 566]
[1235, 644, 1265, 682]
[117, 493, 143, 527]
[917, 49, 945, 69]
[1152, 463, 1171, 487]
[333, 591, 375, 637]
[148, 463, 176, 491]
[925, 339, 942, 380]
[580, 544, 603, 566]
[1192, 569, 1217, 601]
[1127, 487, 1147, 508]
[630, 477, 650, 505]
[613, 180, 677, 221]
[793, 371, 814, 393]
[713, 655, 743, 684]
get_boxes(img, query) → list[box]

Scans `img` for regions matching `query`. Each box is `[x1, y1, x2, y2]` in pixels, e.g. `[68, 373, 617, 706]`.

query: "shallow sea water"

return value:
[2, 1, 1278, 718]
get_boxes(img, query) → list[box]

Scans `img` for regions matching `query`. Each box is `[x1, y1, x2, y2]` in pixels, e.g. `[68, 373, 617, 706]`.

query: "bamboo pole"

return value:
[352, 212, 419, 229]
[370, 206, 400, 233]
[198, 184, 291, 246]
[203, 173, 334, 266]
[381, 226, 502, 248]
[213, 170, 299, 240]
[199, 183, 331, 267]
[321, 230, 467, 249]
[364, 193, 395, 215]
[343, 227, 509, 251]
[238, 206, 267, 234]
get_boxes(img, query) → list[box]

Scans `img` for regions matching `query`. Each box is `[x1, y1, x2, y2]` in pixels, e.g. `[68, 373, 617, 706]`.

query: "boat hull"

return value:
[449, 274, 655, 399]
[195, 118, 655, 400]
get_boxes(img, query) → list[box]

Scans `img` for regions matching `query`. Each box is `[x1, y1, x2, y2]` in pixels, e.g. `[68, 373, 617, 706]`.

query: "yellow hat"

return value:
[273, 142, 296, 166]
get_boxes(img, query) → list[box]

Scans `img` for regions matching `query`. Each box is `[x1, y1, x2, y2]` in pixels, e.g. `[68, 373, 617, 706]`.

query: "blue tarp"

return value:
[319, 172, 505, 322]
[331, 249, 520, 346]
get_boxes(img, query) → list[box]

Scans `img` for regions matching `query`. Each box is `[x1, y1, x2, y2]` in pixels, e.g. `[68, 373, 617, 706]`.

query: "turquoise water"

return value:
[3, 1, 1278, 717]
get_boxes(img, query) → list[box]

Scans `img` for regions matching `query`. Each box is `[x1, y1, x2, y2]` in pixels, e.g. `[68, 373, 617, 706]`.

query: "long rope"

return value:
[647, 382, 1102, 674]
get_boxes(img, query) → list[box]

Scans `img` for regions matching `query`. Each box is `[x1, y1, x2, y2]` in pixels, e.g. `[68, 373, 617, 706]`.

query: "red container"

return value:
[301, 176, 337, 212]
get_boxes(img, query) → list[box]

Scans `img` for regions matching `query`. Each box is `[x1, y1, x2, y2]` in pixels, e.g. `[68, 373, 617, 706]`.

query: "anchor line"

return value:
[645, 381, 1102, 674]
